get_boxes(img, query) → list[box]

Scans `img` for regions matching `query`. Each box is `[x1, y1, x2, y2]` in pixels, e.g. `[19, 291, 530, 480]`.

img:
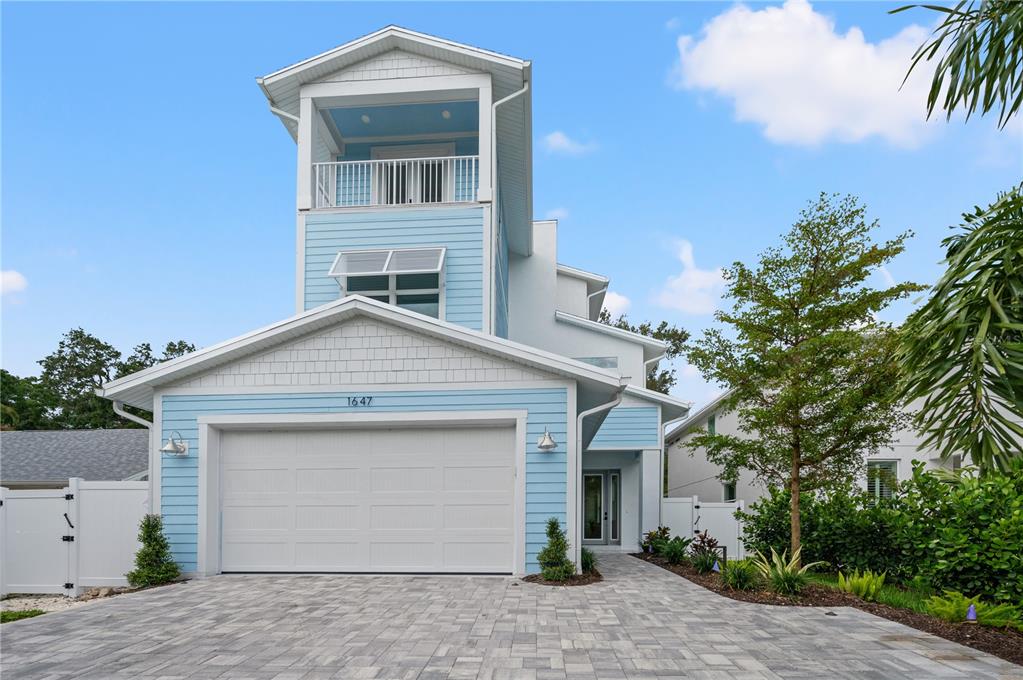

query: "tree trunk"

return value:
[790, 447, 801, 567]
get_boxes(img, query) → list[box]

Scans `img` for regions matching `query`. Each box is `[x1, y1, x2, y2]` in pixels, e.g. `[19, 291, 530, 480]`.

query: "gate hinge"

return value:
[62, 535, 75, 542]
[65, 493, 74, 500]
[64, 583, 74, 590]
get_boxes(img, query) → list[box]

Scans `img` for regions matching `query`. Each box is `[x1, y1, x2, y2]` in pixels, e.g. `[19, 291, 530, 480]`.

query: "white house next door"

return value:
[219, 425, 516, 573]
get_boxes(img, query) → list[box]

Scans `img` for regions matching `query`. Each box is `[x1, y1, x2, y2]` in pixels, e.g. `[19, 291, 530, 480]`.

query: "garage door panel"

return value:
[220, 425, 516, 573]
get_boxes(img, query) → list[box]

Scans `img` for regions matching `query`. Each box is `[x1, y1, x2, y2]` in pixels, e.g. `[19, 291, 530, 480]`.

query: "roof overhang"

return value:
[557, 264, 608, 320]
[623, 385, 691, 422]
[665, 388, 735, 444]
[99, 296, 626, 411]
[554, 311, 666, 363]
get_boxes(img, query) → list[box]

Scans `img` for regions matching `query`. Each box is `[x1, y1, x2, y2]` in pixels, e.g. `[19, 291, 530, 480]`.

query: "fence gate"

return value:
[1, 487, 76, 594]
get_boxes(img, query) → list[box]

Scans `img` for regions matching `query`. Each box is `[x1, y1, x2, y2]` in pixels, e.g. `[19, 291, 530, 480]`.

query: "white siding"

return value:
[555, 273, 589, 318]
[315, 49, 477, 83]
[171, 319, 553, 389]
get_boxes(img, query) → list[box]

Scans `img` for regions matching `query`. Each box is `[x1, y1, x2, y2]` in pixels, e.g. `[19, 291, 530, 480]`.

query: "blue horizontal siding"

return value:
[161, 388, 567, 574]
[588, 406, 660, 449]
[304, 207, 484, 331]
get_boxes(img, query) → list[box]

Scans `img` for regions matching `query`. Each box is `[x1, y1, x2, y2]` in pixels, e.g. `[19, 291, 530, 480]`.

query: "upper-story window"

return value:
[330, 247, 445, 318]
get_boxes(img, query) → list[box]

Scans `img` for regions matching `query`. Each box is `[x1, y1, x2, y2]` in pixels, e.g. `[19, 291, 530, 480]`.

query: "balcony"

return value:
[313, 155, 480, 209]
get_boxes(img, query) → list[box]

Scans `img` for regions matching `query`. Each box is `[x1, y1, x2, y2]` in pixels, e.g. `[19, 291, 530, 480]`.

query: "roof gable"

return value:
[315, 49, 478, 84]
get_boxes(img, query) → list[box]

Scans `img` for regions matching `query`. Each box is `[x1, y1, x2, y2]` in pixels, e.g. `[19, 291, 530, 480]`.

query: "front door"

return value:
[582, 471, 620, 545]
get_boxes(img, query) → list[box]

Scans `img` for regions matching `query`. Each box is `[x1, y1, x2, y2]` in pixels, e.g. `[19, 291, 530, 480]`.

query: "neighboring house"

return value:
[96, 27, 689, 577]
[0, 429, 148, 489]
[665, 391, 958, 506]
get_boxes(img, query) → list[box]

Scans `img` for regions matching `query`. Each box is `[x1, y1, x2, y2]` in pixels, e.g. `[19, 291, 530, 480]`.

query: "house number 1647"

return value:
[346, 396, 373, 407]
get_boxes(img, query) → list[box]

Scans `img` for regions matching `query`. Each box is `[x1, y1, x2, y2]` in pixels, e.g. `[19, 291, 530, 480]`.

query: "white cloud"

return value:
[877, 265, 896, 287]
[1, 270, 28, 297]
[665, 17, 681, 31]
[603, 291, 631, 318]
[545, 207, 570, 221]
[654, 240, 725, 314]
[543, 131, 597, 155]
[671, 0, 935, 147]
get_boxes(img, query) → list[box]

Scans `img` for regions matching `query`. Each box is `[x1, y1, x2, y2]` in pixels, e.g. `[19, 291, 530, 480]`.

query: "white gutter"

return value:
[573, 382, 626, 572]
[113, 400, 155, 510]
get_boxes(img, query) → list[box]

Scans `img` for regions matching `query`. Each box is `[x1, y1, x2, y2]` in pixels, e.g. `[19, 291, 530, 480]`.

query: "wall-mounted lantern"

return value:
[536, 428, 558, 452]
[160, 431, 189, 456]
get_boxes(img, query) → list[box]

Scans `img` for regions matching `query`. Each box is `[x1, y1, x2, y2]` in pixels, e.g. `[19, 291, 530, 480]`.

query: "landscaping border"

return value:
[634, 553, 1023, 667]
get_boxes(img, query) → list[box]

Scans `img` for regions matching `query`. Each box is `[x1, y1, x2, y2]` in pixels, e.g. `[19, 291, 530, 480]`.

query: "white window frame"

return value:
[722, 482, 737, 502]
[329, 247, 446, 319]
[866, 460, 898, 501]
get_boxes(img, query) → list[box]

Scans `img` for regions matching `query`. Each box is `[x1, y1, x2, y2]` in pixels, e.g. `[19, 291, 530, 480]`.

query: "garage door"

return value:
[219, 425, 516, 573]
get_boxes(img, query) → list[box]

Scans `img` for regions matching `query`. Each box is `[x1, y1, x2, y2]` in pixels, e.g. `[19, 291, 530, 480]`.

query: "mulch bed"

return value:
[522, 569, 603, 586]
[634, 553, 1023, 668]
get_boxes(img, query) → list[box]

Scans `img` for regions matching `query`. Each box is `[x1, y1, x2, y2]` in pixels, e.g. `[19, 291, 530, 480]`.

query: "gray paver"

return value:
[1, 554, 1019, 679]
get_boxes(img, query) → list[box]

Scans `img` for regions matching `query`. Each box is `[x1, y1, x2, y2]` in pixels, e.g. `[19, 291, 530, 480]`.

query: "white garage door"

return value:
[220, 425, 516, 573]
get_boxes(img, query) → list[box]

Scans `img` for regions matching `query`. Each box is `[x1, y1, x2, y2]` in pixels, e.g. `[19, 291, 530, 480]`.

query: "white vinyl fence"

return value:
[661, 496, 746, 560]
[0, 478, 148, 596]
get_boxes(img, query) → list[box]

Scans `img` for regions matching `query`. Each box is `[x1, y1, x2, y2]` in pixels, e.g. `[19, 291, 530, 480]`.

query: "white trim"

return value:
[152, 393, 163, 514]
[554, 311, 666, 351]
[300, 74, 493, 104]
[664, 389, 735, 444]
[295, 212, 306, 313]
[343, 131, 478, 145]
[556, 264, 608, 286]
[482, 202, 493, 335]
[195, 410, 529, 576]
[99, 296, 622, 410]
[566, 383, 579, 570]
[370, 142, 456, 160]
[153, 378, 575, 397]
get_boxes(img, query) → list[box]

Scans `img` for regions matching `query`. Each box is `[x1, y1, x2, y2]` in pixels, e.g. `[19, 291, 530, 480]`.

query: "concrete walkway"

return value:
[1, 553, 1019, 679]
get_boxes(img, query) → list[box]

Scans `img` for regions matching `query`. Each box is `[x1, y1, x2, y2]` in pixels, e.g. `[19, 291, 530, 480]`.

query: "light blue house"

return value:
[99, 27, 688, 576]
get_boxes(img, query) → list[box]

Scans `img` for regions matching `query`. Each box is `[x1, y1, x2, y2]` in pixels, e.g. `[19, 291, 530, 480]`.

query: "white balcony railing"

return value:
[313, 155, 480, 209]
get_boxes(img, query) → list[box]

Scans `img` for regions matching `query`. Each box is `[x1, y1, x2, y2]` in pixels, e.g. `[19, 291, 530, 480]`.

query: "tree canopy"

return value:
[598, 309, 689, 393]
[685, 193, 923, 560]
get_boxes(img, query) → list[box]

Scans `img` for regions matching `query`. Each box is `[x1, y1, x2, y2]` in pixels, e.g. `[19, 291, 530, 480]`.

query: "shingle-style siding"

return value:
[304, 207, 485, 330]
[170, 318, 552, 389]
[316, 49, 476, 83]
[588, 406, 660, 450]
[160, 387, 568, 573]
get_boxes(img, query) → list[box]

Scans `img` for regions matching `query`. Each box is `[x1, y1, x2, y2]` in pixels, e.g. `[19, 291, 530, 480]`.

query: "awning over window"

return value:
[329, 247, 446, 277]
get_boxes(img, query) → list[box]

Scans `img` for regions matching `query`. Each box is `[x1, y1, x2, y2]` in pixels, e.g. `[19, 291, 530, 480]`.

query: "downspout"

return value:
[489, 81, 530, 333]
[587, 285, 608, 320]
[573, 381, 627, 570]
[113, 400, 155, 511]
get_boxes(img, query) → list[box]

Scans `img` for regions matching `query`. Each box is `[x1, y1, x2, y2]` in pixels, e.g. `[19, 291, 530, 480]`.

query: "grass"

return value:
[809, 573, 930, 613]
[1, 609, 45, 624]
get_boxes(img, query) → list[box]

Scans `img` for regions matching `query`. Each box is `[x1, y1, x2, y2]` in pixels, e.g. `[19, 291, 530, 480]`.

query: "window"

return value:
[329, 248, 445, 318]
[866, 461, 898, 502]
[723, 482, 736, 502]
[575, 356, 619, 369]
[708, 415, 716, 435]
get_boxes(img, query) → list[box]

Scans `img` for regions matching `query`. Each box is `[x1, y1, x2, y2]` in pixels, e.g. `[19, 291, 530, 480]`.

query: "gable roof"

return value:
[99, 296, 631, 410]
[554, 311, 666, 363]
[0, 429, 148, 485]
[665, 389, 735, 444]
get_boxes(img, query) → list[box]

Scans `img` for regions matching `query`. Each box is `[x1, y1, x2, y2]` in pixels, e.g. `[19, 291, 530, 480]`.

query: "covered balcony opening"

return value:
[313, 99, 481, 209]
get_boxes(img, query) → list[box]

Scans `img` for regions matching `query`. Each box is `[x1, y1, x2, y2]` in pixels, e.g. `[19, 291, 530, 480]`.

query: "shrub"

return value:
[580, 547, 597, 574]
[751, 547, 825, 596]
[690, 530, 719, 558]
[722, 560, 758, 591]
[838, 570, 886, 602]
[925, 591, 1022, 630]
[537, 517, 575, 581]
[126, 514, 180, 588]
[642, 526, 671, 552]
[692, 551, 718, 574]
[662, 537, 691, 565]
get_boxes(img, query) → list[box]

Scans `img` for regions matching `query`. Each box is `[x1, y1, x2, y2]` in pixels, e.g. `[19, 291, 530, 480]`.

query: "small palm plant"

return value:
[750, 547, 825, 596]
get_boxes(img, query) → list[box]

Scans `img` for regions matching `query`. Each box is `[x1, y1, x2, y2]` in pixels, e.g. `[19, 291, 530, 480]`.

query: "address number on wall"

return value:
[346, 396, 374, 407]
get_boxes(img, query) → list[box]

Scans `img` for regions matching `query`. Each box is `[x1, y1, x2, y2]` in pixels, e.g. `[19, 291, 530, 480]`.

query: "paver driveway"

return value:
[2, 553, 1019, 679]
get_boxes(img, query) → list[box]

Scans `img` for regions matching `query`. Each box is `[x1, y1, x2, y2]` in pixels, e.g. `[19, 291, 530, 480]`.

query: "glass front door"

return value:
[582, 471, 621, 545]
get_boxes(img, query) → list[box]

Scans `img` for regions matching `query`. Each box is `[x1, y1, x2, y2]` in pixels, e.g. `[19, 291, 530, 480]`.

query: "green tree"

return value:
[38, 328, 123, 429]
[685, 194, 922, 562]
[0, 370, 55, 430]
[126, 514, 180, 588]
[117, 340, 196, 378]
[536, 517, 574, 581]
[893, 0, 1023, 128]
[898, 186, 1023, 474]
[598, 309, 689, 393]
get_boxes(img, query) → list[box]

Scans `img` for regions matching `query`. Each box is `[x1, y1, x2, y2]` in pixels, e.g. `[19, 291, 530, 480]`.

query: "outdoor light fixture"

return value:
[441, 109, 451, 119]
[160, 431, 189, 456]
[360, 114, 371, 124]
[537, 428, 558, 452]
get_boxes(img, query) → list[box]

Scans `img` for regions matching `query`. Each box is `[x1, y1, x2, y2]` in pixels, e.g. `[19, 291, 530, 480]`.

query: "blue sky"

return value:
[3, 1, 1020, 407]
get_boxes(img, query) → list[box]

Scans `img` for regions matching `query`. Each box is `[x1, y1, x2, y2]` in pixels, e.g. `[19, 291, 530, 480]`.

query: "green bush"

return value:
[580, 547, 597, 574]
[642, 526, 671, 552]
[692, 551, 718, 574]
[751, 547, 824, 596]
[662, 537, 691, 565]
[126, 514, 180, 588]
[739, 461, 1023, 605]
[537, 517, 575, 581]
[837, 570, 886, 602]
[925, 591, 1022, 630]
[722, 560, 758, 591]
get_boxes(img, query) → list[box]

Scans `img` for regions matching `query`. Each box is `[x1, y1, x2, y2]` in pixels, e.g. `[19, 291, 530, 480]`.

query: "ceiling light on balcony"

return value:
[441, 110, 451, 119]
[361, 114, 371, 124]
